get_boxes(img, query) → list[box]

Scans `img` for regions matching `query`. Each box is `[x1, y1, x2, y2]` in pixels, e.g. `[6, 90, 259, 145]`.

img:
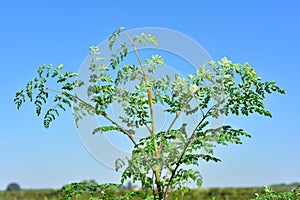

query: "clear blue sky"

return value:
[1, 1, 299, 190]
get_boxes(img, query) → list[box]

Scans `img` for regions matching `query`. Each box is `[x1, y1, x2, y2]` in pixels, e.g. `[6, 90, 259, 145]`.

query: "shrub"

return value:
[6, 182, 21, 191]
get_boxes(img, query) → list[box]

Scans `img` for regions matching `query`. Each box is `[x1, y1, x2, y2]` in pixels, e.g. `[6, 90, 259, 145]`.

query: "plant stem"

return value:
[46, 87, 137, 145]
[102, 113, 137, 145]
[125, 32, 163, 198]
[163, 96, 228, 199]
[163, 112, 209, 200]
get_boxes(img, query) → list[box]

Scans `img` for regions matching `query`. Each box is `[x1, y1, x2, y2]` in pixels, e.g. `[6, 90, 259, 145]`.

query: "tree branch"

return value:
[47, 87, 137, 145]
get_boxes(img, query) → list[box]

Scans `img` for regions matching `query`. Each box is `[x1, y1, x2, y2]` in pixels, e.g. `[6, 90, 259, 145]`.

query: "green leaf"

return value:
[92, 126, 120, 135]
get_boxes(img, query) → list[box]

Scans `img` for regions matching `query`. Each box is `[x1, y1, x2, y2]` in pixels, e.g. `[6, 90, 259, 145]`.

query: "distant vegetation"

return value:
[6, 183, 21, 191]
[0, 189, 59, 200]
[0, 183, 299, 200]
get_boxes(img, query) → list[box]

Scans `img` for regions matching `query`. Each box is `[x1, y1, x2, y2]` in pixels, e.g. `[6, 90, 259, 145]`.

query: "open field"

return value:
[1, 183, 299, 200]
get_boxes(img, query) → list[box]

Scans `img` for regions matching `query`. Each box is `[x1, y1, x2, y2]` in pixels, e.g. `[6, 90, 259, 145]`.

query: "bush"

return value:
[6, 182, 21, 191]
[253, 185, 300, 200]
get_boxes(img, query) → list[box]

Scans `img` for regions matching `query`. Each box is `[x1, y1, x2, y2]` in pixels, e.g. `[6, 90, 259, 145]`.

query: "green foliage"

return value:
[14, 27, 285, 200]
[14, 64, 82, 128]
[2, 185, 299, 200]
[60, 182, 121, 200]
[253, 185, 300, 200]
[60, 181, 150, 200]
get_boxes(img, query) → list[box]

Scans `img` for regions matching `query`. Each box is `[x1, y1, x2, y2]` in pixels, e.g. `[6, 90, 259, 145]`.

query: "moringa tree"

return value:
[14, 27, 285, 199]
